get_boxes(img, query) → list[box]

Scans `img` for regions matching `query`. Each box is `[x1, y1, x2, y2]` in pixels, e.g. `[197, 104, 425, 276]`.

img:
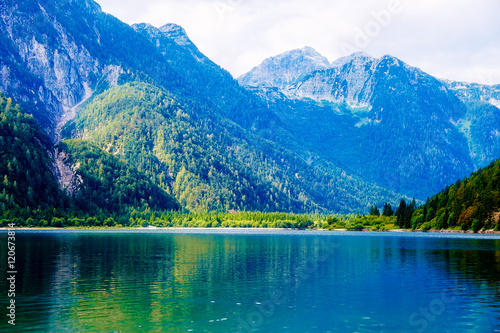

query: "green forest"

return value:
[407, 159, 500, 232]
[63, 81, 402, 214]
[0, 92, 180, 226]
[1, 90, 500, 232]
[59, 139, 180, 213]
[0, 93, 64, 210]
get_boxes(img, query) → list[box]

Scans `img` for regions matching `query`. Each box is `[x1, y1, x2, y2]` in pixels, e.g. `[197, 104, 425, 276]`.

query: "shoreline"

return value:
[1, 226, 499, 234]
[364, 228, 500, 234]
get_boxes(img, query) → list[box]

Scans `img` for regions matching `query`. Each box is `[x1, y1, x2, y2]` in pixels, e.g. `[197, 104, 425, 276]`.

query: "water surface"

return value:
[1, 230, 499, 332]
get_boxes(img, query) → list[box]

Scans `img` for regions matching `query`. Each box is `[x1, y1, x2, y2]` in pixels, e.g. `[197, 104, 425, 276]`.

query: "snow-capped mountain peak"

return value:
[237, 46, 330, 88]
[330, 51, 373, 68]
[159, 23, 191, 46]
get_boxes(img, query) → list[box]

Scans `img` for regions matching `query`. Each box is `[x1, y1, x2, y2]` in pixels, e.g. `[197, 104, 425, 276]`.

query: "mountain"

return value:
[240, 50, 500, 200]
[238, 46, 330, 89]
[444, 80, 500, 106]
[62, 81, 310, 212]
[130, 22, 280, 134]
[3, 0, 498, 216]
[0, 0, 406, 215]
[63, 81, 402, 213]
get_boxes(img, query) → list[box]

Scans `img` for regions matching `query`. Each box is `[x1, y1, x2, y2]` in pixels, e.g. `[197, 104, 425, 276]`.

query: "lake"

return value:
[1, 229, 499, 332]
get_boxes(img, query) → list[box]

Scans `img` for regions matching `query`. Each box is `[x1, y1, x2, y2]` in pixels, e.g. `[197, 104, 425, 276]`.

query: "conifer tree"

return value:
[369, 205, 380, 216]
[396, 199, 407, 228]
[382, 202, 394, 217]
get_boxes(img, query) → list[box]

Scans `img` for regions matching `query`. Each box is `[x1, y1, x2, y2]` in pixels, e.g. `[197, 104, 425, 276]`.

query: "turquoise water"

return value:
[0, 230, 499, 332]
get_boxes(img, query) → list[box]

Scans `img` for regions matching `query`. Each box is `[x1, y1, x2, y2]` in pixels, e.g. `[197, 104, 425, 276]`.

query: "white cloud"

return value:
[95, 0, 500, 84]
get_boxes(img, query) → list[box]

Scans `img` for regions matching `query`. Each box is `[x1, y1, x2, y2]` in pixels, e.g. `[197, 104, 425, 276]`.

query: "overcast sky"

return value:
[94, 0, 500, 84]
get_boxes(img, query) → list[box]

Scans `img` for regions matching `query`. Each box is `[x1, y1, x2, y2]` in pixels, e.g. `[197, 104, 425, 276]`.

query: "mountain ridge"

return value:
[237, 46, 330, 89]
[239, 48, 500, 199]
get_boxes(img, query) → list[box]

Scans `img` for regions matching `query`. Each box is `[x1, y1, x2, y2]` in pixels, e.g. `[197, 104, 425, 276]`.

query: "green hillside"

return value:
[0, 93, 64, 210]
[63, 81, 404, 213]
[58, 139, 181, 213]
[407, 159, 500, 232]
[62, 82, 318, 212]
[0, 92, 180, 225]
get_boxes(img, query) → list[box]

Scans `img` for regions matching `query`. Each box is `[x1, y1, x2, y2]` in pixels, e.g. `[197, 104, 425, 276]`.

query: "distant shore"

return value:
[363, 228, 500, 234]
[1, 226, 500, 234]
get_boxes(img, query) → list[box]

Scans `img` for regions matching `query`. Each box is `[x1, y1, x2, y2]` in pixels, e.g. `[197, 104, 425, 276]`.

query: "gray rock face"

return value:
[280, 53, 447, 112]
[239, 50, 437, 109]
[159, 23, 191, 46]
[0, 0, 123, 141]
[237, 46, 330, 88]
[443, 80, 500, 169]
[285, 52, 377, 107]
[444, 80, 500, 107]
[52, 148, 83, 197]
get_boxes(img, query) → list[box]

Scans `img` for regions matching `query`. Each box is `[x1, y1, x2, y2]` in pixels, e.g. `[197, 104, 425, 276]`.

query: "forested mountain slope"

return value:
[63, 82, 402, 213]
[0, 92, 180, 217]
[409, 158, 500, 232]
[0, 92, 63, 210]
[58, 139, 181, 212]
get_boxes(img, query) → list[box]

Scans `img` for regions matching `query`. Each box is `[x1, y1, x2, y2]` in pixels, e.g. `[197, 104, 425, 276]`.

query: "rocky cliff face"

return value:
[1, 1, 93, 139]
[443, 80, 500, 169]
[284, 52, 376, 108]
[0, 0, 131, 141]
[444, 80, 500, 107]
[52, 147, 83, 197]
